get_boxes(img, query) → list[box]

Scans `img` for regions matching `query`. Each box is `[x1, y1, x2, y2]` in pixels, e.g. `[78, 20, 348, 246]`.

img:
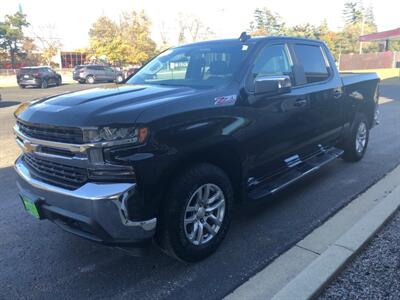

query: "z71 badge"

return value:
[214, 95, 237, 106]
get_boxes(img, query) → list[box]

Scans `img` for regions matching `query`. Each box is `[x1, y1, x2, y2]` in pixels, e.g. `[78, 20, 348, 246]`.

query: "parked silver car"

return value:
[72, 65, 125, 84]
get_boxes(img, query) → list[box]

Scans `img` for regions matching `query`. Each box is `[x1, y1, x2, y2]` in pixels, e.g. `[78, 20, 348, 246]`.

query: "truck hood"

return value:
[15, 84, 199, 127]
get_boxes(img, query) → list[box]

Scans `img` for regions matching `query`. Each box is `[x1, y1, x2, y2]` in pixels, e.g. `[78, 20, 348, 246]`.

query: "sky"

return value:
[1, 0, 399, 50]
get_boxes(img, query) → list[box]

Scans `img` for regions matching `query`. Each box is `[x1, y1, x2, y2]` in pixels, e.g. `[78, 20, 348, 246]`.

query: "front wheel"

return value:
[156, 163, 234, 262]
[342, 113, 370, 162]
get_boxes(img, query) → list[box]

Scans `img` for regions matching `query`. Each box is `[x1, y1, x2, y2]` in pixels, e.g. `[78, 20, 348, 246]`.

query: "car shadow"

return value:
[0, 100, 21, 108]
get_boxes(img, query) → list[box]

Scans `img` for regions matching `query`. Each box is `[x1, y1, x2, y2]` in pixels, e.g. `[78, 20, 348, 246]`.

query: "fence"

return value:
[339, 51, 400, 70]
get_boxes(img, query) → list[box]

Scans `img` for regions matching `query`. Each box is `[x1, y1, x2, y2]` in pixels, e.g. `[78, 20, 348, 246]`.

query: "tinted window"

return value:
[252, 44, 292, 78]
[293, 44, 329, 84]
[128, 43, 253, 88]
[19, 68, 35, 74]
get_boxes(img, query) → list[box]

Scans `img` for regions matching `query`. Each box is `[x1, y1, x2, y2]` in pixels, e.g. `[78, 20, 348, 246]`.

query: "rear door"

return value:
[105, 67, 116, 81]
[289, 42, 344, 148]
[94, 66, 106, 81]
[45, 68, 56, 85]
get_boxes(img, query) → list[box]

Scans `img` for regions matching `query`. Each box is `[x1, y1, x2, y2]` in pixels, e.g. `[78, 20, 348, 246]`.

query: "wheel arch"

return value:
[159, 141, 244, 208]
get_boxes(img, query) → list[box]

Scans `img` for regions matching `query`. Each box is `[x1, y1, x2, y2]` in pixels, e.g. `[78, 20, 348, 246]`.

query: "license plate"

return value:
[24, 74, 29, 79]
[20, 194, 41, 219]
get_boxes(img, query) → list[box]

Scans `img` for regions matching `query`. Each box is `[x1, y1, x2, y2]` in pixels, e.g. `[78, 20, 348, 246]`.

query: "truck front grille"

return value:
[17, 121, 83, 144]
[23, 154, 88, 190]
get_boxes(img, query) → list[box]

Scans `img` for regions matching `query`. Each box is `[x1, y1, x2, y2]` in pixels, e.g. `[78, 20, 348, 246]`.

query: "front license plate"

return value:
[24, 74, 29, 79]
[20, 195, 40, 219]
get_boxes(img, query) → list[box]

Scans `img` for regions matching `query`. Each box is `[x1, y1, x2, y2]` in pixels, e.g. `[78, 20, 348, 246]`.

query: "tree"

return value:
[159, 21, 170, 50]
[176, 13, 214, 45]
[343, 1, 376, 27]
[340, 1, 378, 54]
[249, 8, 286, 36]
[21, 37, 41, 65]
[177, 13, 187, 45]
[89, 16, 123, 63]
[343, 1, 363, 25]
[285, 23, 319, 39]
[337, 22, 378, 54]
[89, 11, 156, 66]
[33, 24, 62, 66]
[0, 12, 29, 68]
[120, 10, 157, 65]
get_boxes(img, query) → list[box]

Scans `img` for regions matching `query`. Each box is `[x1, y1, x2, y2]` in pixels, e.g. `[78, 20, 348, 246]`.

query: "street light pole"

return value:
[359, 13, 365, 54]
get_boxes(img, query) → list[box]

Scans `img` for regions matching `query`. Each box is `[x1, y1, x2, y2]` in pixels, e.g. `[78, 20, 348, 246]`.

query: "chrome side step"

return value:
[247, 147, 344, 201]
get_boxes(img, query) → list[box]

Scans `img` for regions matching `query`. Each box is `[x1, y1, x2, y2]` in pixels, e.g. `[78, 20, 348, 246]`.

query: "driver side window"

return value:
[252, 44, 293, 80]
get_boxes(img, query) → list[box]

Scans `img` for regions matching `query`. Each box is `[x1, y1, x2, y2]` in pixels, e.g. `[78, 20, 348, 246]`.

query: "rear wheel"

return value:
[86, 76, 95, 84]
[56, 77, 62, 86]
[156, 163, 234, 262]
[41, 80, 48, 89]
[342, 113, 369, 162]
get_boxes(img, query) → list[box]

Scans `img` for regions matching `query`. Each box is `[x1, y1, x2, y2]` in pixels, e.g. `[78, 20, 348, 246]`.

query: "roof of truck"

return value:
[176, 35, 325, 48]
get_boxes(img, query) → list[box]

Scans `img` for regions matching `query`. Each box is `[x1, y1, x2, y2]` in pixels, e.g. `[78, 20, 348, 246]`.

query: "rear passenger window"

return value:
[293, 44, 330, 84]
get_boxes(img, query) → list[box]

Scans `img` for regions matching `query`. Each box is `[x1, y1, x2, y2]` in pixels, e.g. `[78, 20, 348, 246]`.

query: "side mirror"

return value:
[254, 75, 292, 95]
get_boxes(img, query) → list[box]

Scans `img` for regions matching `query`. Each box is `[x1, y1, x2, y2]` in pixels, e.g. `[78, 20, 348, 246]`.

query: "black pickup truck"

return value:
[14, 34, 379, 262]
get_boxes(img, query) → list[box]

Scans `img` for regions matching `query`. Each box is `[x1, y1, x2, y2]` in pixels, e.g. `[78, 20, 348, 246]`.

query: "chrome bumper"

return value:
[15, 156, 156, 244]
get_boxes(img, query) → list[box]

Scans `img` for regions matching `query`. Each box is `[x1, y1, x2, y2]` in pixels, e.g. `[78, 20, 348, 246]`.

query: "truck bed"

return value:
[340, 72, 379, 86]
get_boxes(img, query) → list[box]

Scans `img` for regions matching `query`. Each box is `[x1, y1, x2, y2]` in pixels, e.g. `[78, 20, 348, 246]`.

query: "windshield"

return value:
[127, 42, 253, 88]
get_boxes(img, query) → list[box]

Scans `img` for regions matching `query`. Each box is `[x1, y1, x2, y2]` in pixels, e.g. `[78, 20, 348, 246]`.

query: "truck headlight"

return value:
[83, 127, 149, 144]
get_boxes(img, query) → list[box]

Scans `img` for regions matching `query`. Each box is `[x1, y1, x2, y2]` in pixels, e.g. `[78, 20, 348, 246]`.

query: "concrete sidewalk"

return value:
[225, 164, 400, 300]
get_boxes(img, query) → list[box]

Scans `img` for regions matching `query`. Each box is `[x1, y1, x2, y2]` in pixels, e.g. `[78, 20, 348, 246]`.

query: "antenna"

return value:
[239, 32, 251, 42]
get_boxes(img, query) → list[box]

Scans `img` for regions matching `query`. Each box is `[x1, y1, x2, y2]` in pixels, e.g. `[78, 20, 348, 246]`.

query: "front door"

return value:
[246, 43, 317, 180]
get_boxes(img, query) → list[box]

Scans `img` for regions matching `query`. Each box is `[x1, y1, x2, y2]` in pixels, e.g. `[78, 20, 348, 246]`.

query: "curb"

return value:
[225, 165, 400, 300]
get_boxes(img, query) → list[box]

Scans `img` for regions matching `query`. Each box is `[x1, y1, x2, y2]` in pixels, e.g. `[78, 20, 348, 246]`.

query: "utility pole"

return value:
[359, 8, 365, 54]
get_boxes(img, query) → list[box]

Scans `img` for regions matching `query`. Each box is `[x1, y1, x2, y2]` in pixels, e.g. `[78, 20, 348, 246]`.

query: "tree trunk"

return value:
[10, 50, 16, 69]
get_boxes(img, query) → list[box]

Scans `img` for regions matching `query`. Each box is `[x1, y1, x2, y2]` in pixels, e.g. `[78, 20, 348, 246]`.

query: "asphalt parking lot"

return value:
[1, 79, 400, 299]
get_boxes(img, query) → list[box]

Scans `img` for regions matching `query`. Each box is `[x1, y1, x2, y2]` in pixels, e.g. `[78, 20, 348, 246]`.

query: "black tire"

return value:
[19, 85, 26, 89]
[116, 75, 124, 83]
[78, 80, 85, 84]
[41, 80, 48, 89]
[56, 77, 62, 86]
[86, 76, 95, 84]
[342, 113, 369, 162]
[156, 163, 234, 262]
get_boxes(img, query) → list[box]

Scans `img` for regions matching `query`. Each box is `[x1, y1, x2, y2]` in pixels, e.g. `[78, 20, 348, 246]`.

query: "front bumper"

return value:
[14, 156, 156, 246]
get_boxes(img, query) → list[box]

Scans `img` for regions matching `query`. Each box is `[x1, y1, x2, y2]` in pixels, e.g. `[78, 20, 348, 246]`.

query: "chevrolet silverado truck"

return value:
[14, 34, 379, 262]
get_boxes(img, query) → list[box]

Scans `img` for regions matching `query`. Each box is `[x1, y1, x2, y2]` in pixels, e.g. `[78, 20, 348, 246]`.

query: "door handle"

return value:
[294, 98, 307, 107]
[333, 89, 343, 99]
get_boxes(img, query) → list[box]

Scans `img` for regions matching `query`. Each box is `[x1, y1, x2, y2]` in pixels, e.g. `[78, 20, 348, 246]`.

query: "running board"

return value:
[247, 147, 344, 201]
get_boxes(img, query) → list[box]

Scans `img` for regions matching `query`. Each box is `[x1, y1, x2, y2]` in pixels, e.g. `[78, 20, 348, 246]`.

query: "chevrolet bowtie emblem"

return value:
[23, 140, 37, 153]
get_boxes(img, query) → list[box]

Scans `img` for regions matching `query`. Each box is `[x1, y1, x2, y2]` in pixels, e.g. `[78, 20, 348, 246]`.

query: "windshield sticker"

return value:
[214, 95, 237, 106]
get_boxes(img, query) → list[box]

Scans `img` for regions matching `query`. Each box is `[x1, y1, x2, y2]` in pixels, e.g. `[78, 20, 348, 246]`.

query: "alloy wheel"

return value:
[183, 183, 226, 246]
[355, 121, 367, 153]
